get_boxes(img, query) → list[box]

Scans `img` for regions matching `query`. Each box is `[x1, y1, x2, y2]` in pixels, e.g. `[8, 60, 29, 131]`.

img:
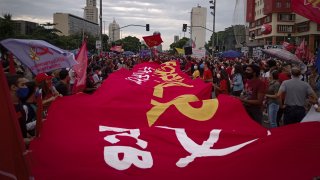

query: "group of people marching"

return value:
[2, 52, 319, 147]
[181, 55, 318, 128]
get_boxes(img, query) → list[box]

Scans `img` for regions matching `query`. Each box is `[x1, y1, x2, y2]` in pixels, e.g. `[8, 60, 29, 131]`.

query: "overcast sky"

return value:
[1, 0, 239, 50]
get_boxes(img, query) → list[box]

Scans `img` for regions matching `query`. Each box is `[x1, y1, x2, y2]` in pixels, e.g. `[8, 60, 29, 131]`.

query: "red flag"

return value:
[292, 0, 320, 24]
[0, 63, 32, 179]
[8, 53, 16, 75]
[72, 41, 88, 93]
[110, 45, 123, 52]
[35, 94, 43, 137]
[143, 34, 163, 47]
[30, 62, 320, 179]
[282, 41, 295, 52]
[295, 39, 306, 59]
[192, 39, 196, 48]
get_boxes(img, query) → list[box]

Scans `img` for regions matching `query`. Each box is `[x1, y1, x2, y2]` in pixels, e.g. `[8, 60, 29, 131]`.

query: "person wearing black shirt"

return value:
[55, 69, 71, 96]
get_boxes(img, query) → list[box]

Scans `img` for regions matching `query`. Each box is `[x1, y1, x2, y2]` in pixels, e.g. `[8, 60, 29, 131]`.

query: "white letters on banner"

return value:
[100, 125, 258, 170]
[126, 67, 154, 85]
[156, 126, 258, 168]
[99, 126, 152, 170]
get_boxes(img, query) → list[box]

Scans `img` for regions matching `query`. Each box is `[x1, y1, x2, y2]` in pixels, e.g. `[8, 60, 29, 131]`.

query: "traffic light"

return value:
[146, 24, 150, 31]
[287, 33, 291, 40]
[182, 24, 187, 32]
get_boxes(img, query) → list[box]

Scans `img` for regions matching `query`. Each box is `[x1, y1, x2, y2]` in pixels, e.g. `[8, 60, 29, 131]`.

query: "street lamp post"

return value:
[209, 0, 216, 57]
[99, 0, 102, 52]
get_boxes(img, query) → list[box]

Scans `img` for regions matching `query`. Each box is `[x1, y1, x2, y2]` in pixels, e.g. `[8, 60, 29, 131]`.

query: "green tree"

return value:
[169, 37, 189, 50]
[205, 26, 238, 54]
[116, 36, 141, 53]
[27, 23, 61, 43]
[0, 13, 15, 40]
[102, 34, 109, 51]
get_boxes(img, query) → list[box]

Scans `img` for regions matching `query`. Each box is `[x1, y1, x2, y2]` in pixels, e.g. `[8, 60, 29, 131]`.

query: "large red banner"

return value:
[29, 61, 320, 179]
[292, 0, 320, 24]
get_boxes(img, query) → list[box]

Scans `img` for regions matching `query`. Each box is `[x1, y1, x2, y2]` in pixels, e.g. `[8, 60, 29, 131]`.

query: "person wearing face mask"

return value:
[6, 74, 29, 140]
[21, 81, 37, 136]
[239, 64, 266, 124]
[192, 65, 200, 79]
[214, 69, 231, 97]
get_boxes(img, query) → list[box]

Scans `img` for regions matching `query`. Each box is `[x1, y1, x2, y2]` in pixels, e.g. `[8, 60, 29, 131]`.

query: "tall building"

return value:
[109, 19, 120, 42]
[246, 0, 320, 53]
[191, 5, 207, 49]
[174, 35, 179, 43]
[12, 20, 38, 35]
[53, 13, 99, 36]
[84, 0, 98, 24]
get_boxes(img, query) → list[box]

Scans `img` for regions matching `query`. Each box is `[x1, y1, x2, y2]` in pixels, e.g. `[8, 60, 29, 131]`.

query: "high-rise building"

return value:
[246, 0, 320, 53]
[109, 19, 120, 42]
[12, 20, 38, 35]
[53, 13, 99, 36]
[84, 0, 98, 24]
[191, 5, 207, 49]
[174, 35, 179, 43]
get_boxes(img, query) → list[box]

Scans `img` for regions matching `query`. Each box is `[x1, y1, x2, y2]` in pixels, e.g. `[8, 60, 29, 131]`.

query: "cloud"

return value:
[1, 0, 238, 50]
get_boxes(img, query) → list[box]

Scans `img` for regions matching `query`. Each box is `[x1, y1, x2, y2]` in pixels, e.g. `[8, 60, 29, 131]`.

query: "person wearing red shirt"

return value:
[278, 63, 291, 84]
[214, 69, 230, 97]
[239, 64, 266, 124]
[202, 61, 213, 83]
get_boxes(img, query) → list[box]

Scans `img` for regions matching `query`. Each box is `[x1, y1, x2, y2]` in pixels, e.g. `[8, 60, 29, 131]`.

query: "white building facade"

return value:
[191, 6, 207, 49]
[53, 13, 99, 36]
[84, 0, 98, 24]
[109, 19, 120, 42]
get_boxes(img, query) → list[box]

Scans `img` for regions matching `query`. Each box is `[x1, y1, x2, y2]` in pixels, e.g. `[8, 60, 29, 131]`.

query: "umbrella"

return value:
[221, 50, 242, 58]
[0, 38, 78, 74]
[261, 48, 301, 63]
[262, 48, 307, 73]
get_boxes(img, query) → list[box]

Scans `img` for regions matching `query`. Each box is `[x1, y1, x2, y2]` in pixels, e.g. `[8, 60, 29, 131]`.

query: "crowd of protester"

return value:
[2, 51, 319, 147]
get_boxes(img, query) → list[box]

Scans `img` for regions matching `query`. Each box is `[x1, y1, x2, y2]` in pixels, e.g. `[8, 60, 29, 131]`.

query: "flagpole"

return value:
[99, 0, 103, 53]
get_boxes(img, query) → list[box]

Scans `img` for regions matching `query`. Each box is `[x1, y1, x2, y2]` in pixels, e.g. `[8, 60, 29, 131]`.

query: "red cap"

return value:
[35, 73, 53, 83]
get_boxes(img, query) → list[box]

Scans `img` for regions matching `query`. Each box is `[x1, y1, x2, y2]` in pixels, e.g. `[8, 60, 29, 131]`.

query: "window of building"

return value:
[257, 28, 262, 36]
[277, 25, 294, 33]
[250, 22, 256, 28]
[278, 13, 295, 21]
[256, 19, 262, 26]
[285, 1, 291, 8]
[264, 15, 272, 23]
[276, 1, 282, 8]
[296, 21, 310, 32]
